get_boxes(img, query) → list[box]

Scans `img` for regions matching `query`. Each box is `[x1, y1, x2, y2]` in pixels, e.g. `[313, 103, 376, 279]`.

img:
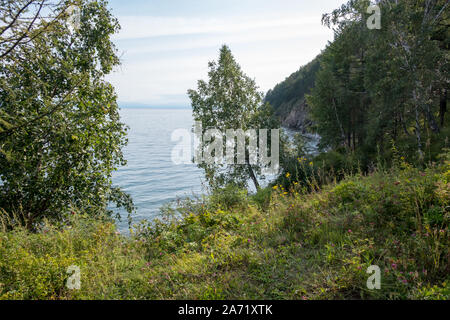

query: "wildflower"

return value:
[391, 263, 397, 269]
[402, 279, 408, 284]
[273, 186, 278, 190]
[309, 162, 314, 166]
[348, 229, 352, 233]
[286, 173, 291, 178]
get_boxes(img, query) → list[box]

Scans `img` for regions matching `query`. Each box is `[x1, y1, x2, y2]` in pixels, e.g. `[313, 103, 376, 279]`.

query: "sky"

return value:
[105, 0, 348, 107]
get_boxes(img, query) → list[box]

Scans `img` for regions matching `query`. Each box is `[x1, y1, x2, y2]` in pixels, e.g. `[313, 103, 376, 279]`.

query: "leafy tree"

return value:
[188, 45, 279, 191]
[0, 0, 133, 229]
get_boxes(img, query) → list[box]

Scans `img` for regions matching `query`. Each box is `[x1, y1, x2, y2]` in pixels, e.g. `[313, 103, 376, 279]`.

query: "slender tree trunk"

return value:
[440, 89, 447, 127]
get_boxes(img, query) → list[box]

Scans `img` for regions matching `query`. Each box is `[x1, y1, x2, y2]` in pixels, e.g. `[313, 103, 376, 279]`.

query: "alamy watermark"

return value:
[171, 122, 280, 175]
[367, 4, 381, 30]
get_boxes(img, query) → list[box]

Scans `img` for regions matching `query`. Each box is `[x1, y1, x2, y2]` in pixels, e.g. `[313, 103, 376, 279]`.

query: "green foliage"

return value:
[251, 187, 272, 211]
[272, 147, 361, 194]
[0, 0, 133, 228]
[0, 215, 147, 300]
[0, 0, 448, 301]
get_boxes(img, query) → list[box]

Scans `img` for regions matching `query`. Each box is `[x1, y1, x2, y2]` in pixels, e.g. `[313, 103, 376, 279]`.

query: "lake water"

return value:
[112, 108, 205, 231]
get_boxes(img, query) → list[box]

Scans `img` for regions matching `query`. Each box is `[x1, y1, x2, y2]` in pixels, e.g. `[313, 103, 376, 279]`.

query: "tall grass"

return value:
[0, 152, 448, 300]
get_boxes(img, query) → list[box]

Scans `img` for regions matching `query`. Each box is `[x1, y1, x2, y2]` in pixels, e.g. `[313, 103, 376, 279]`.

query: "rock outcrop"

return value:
[280, 99, 313, 133]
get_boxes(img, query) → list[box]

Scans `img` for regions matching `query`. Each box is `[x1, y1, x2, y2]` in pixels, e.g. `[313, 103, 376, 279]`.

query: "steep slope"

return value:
[265, 56, 320, 131]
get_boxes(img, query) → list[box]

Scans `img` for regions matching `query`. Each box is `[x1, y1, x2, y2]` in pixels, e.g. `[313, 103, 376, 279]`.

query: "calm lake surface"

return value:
[112, 108, 205, 231]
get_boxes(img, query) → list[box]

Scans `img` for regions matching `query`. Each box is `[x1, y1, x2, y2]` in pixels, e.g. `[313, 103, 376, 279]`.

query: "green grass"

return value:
[0, 153, 448, 300]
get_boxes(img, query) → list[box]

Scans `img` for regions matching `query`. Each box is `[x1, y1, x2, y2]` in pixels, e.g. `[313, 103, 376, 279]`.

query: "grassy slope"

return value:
[264, 56, 320, 121]
[0, 155, 448, 300]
